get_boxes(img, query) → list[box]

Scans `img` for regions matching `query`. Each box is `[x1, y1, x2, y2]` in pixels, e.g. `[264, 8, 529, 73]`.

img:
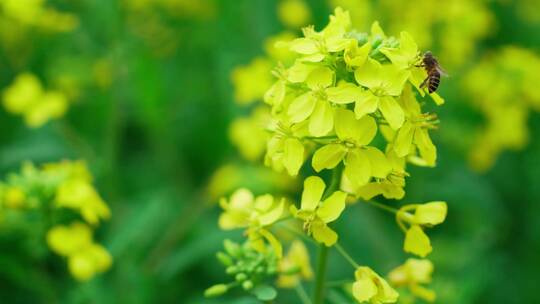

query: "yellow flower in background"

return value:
[2, 73, 68, 128]
[231, 57, 273, 105]
[462, 47, 540, 171]
[291, 176, 347, 246]
[277, 240, 313, 288]
[264, 31, 297, 63]
[47, 222, 112, 281]
[330, 0, 493, 68]
[352, 266, 398, 303]
[229, 106, 270, 161]
[277, 0, 311, 29]
[388, 258, 436, 302]
[219, 188, 285, 257]
[0, 0, 78, 32]
[41, 160, 112, 225]
[56, 179, 111, 225]
[397, 202, 447, 257]
[2, 186, 26, 209]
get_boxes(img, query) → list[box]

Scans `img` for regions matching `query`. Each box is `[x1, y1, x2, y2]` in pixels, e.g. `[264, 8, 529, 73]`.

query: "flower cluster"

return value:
[0, 0, 78, 32]
[0, 160, 112, 281]
[2, 73, 69, 128]
[47, 222, 112, 281]
[462, 47, 540, 171]
[210, 8, 447, 303]
[330, 0, 493, 68]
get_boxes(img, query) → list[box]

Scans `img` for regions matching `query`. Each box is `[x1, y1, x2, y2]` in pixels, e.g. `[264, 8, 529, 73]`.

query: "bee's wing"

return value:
[436, 65, 449, 77]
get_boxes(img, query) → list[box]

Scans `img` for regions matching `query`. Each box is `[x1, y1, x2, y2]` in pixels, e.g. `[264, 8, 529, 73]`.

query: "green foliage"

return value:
[0, 0, 540, 303]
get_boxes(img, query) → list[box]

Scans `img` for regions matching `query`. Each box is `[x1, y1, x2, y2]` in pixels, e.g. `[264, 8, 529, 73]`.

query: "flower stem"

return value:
[335, 243, 359, 269]
[313, 165, 343, 304]
[313, 245, 329, 304]
[363, 199, 398, 214]
[295, 283, 312, 304]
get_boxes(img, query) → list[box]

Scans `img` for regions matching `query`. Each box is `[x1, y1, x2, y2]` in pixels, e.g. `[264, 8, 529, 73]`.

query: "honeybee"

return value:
[417, 51, 447, 94]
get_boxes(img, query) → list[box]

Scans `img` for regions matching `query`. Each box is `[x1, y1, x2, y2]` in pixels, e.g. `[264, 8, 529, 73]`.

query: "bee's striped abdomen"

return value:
[428, 71, 440, 93]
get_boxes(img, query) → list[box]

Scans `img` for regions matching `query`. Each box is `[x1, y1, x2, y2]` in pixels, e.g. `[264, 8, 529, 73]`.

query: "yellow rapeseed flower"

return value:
[290, 176, 347, 246]
[276, 240, 313, 288]
[352, 266, 398, 303]
[2, 73, 68, 128]
[47, 222, 112, 281]
[397, 201, 447, 257]
[388, 258, 436, 302]
[277, 0, 311, 29]
[219, 188, 285, 257]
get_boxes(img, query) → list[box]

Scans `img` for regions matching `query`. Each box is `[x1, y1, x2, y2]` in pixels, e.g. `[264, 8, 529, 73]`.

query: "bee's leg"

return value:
[419, 76, 428, 88]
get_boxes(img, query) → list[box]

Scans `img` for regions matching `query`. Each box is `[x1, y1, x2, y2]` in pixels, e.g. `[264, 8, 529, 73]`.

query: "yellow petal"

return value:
[258, 199, 285, 226]
[306, 66, 334, 90]
[259, 228, 283, 258]
[414, 201, 447, 226]
[394, 121, 415, 157]
[370, 21, 386, 38]
[301, 176, 325, 211]
[312, 143, 347, 172]
[414, 129, 436, 166]
[334, 108, 377, 145]
[381, 64, 409, 96]
[410, 284, 436, 302]
[364, 146, 391, 178]
[290, 38, 318, 54]
[326, 82, 362, 104]
[379, 96, 404, 129]
[287, 61, 317, 83]
[354, 58, 381, 89]
[309, 100, 334, 136]
[404, 225, 432, 257]
[264, 80, 286, 107]
[344, 149, 371, 187]
[288, 92, 317, 123]
[345, 41, 371, 67]
[354, 91, 379, 118]
[317, 191, 347, 223]
[311, 223, 338, 246]
[283, 138, 304, 176]
[352, 277, 378, 302]
[352, 267, 378, 302]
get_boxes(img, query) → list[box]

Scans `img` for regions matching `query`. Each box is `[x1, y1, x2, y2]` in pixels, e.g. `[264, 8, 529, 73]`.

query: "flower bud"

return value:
[204, 284, 228, 297]
[242, 280, 254, 290]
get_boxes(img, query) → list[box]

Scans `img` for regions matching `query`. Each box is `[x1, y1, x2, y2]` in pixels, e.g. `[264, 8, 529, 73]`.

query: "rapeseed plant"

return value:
[208, 7, 448, 303]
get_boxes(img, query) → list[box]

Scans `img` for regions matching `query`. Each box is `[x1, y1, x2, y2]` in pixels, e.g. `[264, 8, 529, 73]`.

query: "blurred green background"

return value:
[0, 0, 539, 303]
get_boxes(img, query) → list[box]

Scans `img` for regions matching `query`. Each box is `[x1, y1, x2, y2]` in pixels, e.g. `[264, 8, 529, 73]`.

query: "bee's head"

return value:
[424, 51, 433, 58]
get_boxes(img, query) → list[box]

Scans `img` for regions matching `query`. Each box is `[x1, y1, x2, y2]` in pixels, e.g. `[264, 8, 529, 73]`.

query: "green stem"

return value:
[335, 243, 359, 268]
[363, 199, 398, 214]
[295, 283, 312, 304]
[313, 245, 329, 304]
[313, 165, 343, 304]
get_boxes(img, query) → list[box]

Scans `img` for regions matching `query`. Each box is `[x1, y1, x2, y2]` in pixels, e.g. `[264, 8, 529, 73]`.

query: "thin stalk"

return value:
[313, 245, 329, 304]
[335, 243, 359, 269]
[313, 165, 343, 304]
[363, 199, 398, 214]
[295, 283, 312, 304]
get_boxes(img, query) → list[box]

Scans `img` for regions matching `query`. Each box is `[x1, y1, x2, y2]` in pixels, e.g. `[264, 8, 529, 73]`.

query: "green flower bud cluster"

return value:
[205, 239, 279, 300]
